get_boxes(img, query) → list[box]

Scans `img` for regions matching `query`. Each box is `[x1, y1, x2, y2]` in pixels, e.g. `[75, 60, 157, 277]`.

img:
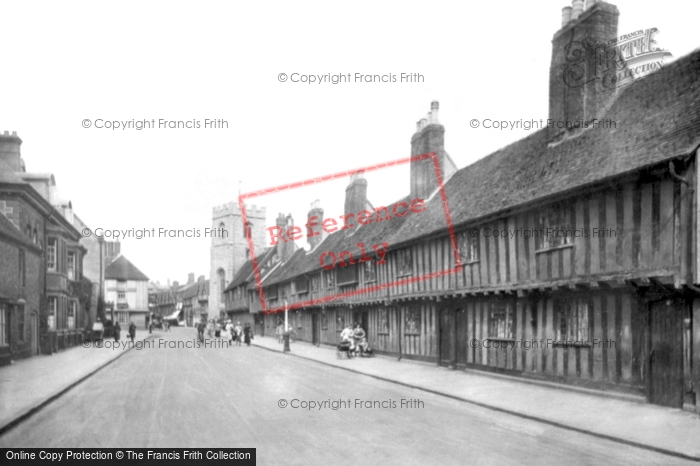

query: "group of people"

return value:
[111, 321, 136, 343]
[340, 322, 371, 355]
[198, 319, 253, 346]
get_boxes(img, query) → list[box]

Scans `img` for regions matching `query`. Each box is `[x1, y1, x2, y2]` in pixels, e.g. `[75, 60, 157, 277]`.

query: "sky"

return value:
[1, 0, 697, 285]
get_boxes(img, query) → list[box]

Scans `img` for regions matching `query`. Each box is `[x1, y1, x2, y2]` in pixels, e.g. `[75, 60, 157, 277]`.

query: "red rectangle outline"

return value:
[238, 152, 462, 315]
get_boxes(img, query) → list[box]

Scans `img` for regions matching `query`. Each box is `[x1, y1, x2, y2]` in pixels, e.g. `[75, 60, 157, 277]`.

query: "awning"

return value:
[164, 309, 183, 321]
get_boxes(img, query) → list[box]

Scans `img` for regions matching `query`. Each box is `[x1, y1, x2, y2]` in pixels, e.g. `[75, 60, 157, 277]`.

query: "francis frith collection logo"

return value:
[563, 27, 673, 91]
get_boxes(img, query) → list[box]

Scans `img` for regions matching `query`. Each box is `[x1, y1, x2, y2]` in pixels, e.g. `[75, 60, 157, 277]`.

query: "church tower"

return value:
[208, 202, 266, 318]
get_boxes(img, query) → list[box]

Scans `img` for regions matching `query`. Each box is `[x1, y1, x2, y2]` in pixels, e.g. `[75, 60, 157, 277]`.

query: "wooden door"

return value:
[311, 313, 319, 345]
[649, 300, 684, 408]
[456, 308, 468, 367]
[439, 308, 456, 367]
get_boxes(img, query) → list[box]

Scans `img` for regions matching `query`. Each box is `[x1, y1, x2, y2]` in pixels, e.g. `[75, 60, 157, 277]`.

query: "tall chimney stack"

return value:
[307, 200, 324, 251]
[548, 1, 625, 144]
[0, 131, 24, 173]
[344, 172, 368, 216]
[410, 101, 456, 200]
[276, 213, 297, 262]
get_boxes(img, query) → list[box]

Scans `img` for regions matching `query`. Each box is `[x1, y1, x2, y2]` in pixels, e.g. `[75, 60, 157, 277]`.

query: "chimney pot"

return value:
[430, 101, 439, 123]
[562, 6, 572, 26]
[571, 0, 584, 20]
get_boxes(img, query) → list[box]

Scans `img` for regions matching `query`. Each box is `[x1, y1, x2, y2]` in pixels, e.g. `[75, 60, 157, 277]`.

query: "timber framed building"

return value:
[225, 2, 700, 411]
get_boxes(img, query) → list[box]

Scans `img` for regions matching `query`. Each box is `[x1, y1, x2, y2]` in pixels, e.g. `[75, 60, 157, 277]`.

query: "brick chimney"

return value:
[198, 275, 205, 282]
[549, 1, 625, 143]
[307, 200, 324, 251]
[344, 172, 367, 217]
[187, 272, 195, 284]
[0, 131, 25, 172]
[276, 213, 297, 262]
[410, 101, 456, 200]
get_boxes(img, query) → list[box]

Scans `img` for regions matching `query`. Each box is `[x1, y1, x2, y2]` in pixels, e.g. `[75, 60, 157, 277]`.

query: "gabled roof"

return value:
[225, 246, 277, 292]
[105, 254, 149, 281]
[258, 49, 700, 289]
[182, 279, 209, 299]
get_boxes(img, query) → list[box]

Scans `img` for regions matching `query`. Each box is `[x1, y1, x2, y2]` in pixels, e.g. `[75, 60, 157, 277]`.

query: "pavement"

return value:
[253, 336, 700, 462]
[0, 328, 698, 462]
[0, 328, 159, 435]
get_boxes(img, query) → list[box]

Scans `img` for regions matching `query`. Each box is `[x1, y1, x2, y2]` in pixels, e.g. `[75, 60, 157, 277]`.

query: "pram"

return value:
[336, 340, 354, 359]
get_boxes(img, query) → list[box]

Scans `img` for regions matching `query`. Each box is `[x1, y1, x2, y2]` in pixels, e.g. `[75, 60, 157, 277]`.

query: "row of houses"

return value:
[215, 2, 700, 411]
[150, 273, 209, 326]
[0, 131, 150, 364]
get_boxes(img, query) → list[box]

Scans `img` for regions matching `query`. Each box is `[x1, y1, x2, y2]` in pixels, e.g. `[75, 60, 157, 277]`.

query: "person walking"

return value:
[128, 321, 136, 342]
[114, 321, 121, 342]
[243, 322, 253, 346]
[197, 320, 205, 343]
[234, 321, 243, 346]
[276, 323, 283, 344]
[214, 320, 221, 338]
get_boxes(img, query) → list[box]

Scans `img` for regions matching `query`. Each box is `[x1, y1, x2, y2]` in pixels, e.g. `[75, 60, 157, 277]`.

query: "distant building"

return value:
[208, 202, 266, 319]
[181, 273, 209, 325]
[104, 255, 149, 328]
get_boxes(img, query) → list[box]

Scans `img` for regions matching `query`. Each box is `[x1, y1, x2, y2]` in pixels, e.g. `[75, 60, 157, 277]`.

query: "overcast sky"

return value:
[1, 0, 697, 285]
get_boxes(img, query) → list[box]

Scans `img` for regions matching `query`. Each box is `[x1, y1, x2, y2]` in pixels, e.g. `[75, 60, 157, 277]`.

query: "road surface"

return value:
[0, 328, 692, 465]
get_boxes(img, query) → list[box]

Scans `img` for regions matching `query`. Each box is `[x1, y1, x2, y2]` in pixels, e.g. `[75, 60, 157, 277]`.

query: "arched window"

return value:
[243, 221, 252, 238]
[219, 222, 225, 230]
[217, 268, 226, 303]
[33, 229, 38, 245]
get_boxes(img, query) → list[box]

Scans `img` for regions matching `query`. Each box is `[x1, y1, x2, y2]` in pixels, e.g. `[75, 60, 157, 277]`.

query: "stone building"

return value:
[208, 202, 266, 319]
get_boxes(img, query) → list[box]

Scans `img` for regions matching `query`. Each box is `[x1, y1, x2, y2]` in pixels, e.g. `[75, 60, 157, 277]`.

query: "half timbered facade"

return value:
[224, 2, 700, 411]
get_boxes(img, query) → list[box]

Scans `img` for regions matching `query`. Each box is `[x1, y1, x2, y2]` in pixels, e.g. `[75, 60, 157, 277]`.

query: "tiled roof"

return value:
[257, 49, 700, 288]
[105, 255, 149, 281]
[182, 279, 209, 299]
[392, 49, 700, 245]
[225, 246, 277, 291]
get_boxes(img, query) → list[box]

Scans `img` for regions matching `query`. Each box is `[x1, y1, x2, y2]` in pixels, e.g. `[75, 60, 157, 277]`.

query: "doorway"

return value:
[649, 299, 685, 408]
[311, 313, 320, 346]
[439, 308, 456, 367]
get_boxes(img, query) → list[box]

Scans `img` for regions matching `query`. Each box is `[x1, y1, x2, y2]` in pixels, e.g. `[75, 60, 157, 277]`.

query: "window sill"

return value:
[535, 243, 574, 254]
[459, 260, 480, 266]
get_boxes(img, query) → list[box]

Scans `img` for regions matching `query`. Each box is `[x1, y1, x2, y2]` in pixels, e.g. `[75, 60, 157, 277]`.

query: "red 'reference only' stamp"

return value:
[238, 152, 461, 314]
